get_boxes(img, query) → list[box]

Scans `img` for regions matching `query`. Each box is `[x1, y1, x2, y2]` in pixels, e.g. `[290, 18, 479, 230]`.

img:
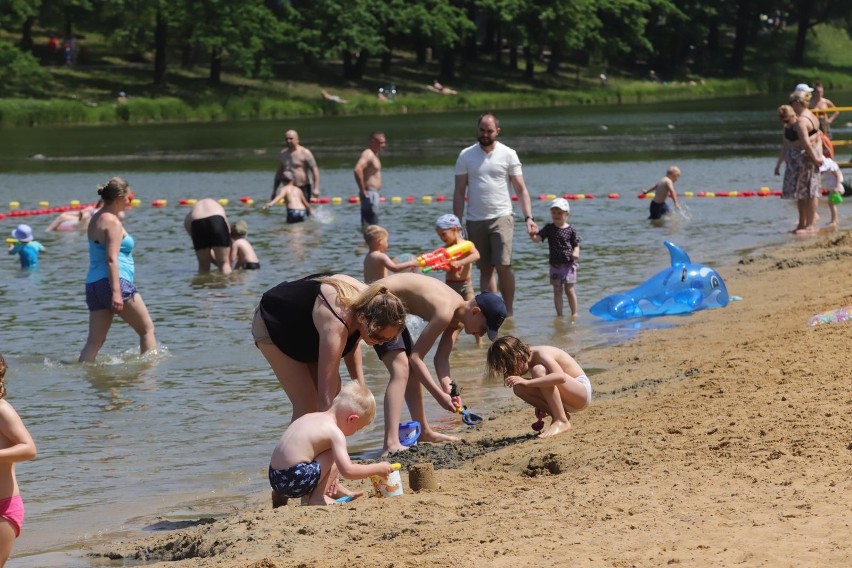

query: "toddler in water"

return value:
[229, 220, 260, 270]
[269, 382, 394, 507]
[362, 225, 419, 283]
[820, 157, 844, 226]
[7, 225, 45, 269]
[486, 335, 591, 438]
[529, 198, 581, 317]
[0, 353, 37, 565]
[264, 171, 312, 223]
[640, 165, 682, 219]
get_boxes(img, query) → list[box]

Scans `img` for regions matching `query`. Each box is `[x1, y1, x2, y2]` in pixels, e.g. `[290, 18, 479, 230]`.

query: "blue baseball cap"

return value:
[475, 292, 507, 340]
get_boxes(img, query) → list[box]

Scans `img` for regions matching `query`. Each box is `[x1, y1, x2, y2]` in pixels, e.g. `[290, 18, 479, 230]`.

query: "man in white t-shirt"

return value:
[453, 113, 538, 316]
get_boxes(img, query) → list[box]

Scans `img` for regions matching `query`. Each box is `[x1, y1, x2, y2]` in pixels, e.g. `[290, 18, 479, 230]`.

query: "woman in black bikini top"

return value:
[255, 273, 407, 419]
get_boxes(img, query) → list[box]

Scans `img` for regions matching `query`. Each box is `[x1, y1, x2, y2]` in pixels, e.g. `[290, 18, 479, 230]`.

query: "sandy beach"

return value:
[94, 229, 852, 568]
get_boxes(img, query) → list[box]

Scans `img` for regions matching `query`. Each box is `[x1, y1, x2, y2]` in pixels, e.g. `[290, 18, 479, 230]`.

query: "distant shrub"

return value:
[0, 41, 55, 97]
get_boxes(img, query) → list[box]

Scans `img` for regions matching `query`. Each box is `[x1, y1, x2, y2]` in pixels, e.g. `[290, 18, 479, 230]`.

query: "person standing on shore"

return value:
[272, 130, 320, 202]
[354, 132, 386, 227]
[453, 112, 537, 316]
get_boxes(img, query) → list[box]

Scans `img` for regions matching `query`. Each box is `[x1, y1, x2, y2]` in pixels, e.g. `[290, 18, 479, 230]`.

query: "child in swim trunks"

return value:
[229, 220, 261, 270]
[433, 214, 481, 343]
[263, 171, 312, 223]
[529, 198, 580, 317]
[0, 353, 37, 564]
[640, 165, 682, 220]
[485, 335, 591, 439]
[362, 225, 419, 283]
[820, 157, 844, 226]
[269, 382, 394, 507]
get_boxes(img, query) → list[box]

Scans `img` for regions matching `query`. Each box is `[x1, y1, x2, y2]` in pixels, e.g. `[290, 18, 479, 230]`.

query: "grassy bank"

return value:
[1, 23, 850, 127]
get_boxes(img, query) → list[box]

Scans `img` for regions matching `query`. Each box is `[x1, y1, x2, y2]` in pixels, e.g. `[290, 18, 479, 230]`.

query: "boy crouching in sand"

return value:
[485, 336, 591, 438]
[269, 383, 394, 507]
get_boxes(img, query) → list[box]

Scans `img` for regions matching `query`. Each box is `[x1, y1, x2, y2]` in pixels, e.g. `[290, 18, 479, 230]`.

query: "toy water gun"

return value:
[416, 241, 472, 273]
[6, 238, 18, 245]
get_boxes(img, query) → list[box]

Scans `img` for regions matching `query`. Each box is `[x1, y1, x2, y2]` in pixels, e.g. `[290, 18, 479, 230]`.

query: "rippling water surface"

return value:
[1, 97, 850, 565]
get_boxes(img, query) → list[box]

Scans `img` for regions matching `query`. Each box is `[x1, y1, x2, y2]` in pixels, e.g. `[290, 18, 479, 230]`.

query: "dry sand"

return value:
[95, 231, 852, 567]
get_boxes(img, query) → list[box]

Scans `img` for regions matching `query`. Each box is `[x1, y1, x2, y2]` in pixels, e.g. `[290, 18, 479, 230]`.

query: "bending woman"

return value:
[79, 177, 158, 362]
[253, 274, 407, 419]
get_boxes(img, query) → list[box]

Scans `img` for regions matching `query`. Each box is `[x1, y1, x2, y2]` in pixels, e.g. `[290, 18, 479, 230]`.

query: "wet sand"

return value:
[93, 230, 852, 567]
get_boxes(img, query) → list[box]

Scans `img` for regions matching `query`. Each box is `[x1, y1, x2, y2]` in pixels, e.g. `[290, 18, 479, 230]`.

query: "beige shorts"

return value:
[446, 278, 474, 300]
[466, 216, 514, 267]
[252, 306, 273, 345]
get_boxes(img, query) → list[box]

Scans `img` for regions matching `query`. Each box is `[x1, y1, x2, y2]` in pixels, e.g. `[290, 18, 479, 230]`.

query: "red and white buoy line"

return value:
[6, 187, 837, 219]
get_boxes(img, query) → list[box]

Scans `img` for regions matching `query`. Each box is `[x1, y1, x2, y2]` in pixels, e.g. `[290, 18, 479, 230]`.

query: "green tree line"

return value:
[1, 0, 850, 96]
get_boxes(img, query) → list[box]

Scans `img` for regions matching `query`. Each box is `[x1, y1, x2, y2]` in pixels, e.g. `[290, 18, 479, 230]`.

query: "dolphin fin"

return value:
[665, 241, 691, 266]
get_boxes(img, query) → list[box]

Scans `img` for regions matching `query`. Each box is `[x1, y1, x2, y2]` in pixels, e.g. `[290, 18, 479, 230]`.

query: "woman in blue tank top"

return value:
[78, 177, 158, 363]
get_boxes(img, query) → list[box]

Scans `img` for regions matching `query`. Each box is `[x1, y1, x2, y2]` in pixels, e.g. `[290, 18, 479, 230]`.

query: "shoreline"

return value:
[79, 228, 852, 567]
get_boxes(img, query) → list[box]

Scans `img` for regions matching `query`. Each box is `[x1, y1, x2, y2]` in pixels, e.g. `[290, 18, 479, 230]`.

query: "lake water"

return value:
[1, 95, 850, 566]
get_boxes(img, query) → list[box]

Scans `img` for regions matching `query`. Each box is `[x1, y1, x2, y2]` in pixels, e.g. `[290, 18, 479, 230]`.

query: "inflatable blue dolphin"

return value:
[590, 241, 729, 321]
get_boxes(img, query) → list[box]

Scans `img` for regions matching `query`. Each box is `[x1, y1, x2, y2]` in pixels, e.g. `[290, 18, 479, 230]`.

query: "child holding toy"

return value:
[434, 214, 481, 345]
[363, 225, 419, 283]
[229, 220, 261, 270]
[0, 353, 38, 564]
[485, 335, 591, 438]
[269, 382, 394, 507]
[820, 157, 844, 227]
[7, 225, 45, 269]
[529, 198, 580, 318]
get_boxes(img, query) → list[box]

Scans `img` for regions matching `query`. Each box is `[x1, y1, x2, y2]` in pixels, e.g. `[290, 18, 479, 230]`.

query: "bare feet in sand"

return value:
[330, 484, 365, 501]
[538, 419, 571, 438]
[419, 430, 460, 444]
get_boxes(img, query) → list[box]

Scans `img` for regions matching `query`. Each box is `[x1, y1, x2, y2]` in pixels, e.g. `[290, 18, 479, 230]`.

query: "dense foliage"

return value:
[0, 0, 848, 90]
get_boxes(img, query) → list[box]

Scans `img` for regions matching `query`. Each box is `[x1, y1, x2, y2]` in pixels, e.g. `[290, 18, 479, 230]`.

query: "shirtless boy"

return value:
[272, 130, 320, 201]
[363, 225, 419, 283]
[269, 382, 394, 506]
[183, 198, 232, 274]
[371, 273, 506, 454]
[264, 171, 312, 223]
[353, 132, 386, 226]
[640, 166, 681, 220]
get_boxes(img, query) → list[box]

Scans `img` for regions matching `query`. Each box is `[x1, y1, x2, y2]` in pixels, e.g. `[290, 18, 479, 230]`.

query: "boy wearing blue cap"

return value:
[7, 225, 45, 269]
[371, 272, 506, 454]
[529, 198, 581, 317]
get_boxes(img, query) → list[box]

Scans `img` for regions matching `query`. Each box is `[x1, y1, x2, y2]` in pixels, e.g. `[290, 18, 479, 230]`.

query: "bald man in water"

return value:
[272, 130, 320, 202]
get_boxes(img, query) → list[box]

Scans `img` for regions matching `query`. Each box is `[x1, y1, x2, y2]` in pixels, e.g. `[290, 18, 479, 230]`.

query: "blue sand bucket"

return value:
[398, 421, 422, 446]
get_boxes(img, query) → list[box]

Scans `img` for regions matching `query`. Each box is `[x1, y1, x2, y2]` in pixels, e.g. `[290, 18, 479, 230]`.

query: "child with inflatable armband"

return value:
[7, 225, 45, 270]
[269, 382, 395, 507]
[229, 220, 260, 270]
[362, 225, 419, 283]
[820, 157, 844, 226]
[529, 198, 581, 318]
[486, 335, 591, 438]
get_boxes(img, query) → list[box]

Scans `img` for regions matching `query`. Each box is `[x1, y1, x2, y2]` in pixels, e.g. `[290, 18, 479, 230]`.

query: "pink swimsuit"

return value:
[0, 495, 24, 537]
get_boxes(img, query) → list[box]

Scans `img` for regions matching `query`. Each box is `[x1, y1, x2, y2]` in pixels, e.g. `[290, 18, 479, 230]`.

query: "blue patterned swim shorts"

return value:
[85, 278, 138, 311]
[269, 461, 322, 498]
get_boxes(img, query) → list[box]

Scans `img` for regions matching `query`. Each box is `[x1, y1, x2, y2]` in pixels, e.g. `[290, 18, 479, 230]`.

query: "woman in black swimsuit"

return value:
[253, 274, 407, 420]
[774, 90, 824, 234]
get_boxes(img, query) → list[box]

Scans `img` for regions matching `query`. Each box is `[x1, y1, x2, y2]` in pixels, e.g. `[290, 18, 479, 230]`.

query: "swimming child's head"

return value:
[97, 177, 132, 203]
[231, 220, 248, 238]
[332, 382, 377, 433]
[363, 225, 388, 250]
[435, 214, 463, 243]
[11, 224, 34, 243]
[485, 335, 531, 382]
[0, 352, 7, 399]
